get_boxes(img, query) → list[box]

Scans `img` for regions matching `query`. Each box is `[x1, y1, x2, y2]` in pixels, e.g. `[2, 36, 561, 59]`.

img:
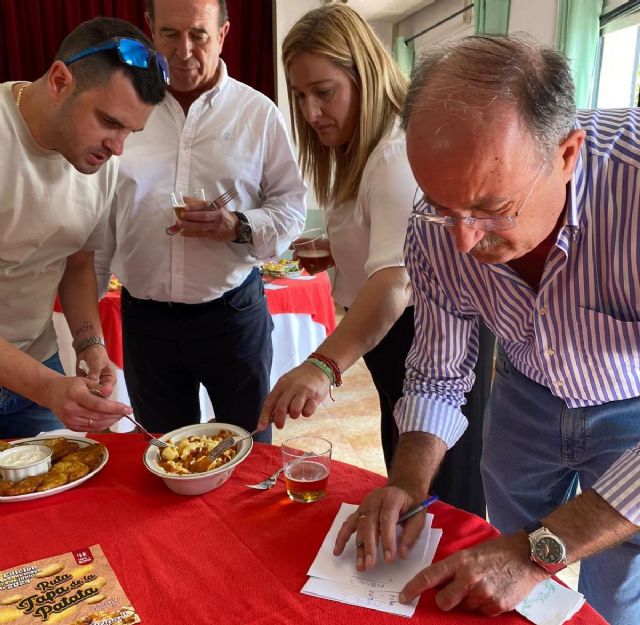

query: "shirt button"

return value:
[555, 380, 564, 388]
[539, 307, 548, 315]
[546, 348, 556, 356]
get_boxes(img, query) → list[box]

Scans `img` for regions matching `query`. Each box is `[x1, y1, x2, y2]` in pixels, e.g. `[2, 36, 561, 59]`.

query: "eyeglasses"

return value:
[64, 37, 170, 85]
[411, 164, 545, 232]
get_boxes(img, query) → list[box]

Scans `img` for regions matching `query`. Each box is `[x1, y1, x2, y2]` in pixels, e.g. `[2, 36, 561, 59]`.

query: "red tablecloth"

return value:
[54, 272, 335, 371]
[0, 434, 606, 625]
[265, 271, 336, 334]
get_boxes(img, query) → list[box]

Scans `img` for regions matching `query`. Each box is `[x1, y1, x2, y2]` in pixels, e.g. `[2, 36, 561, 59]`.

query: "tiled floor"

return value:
[271, 335, 581, 591]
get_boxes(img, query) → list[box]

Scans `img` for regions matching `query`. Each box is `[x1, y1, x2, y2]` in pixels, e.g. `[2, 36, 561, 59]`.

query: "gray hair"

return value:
[402, 35, 576, 160]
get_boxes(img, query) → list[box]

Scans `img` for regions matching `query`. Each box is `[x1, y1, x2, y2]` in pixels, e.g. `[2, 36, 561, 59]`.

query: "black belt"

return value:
[121, 268, 259, 311]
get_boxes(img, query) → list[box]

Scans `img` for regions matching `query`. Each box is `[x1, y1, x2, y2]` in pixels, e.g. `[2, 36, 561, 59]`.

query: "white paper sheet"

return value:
[516, 579, 585, 625]
[301, 502, 442, 617]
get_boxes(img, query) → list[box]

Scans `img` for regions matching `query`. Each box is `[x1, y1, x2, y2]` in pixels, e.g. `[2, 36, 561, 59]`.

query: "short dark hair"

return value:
[146, 0, 229, 26]
[55, 16, 166, 105]
[403, 35, 576, 160]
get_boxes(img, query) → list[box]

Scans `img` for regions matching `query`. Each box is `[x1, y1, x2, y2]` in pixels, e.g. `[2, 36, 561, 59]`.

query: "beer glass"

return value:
[291, 229, 334, 275]
[281, 436, 332, 503]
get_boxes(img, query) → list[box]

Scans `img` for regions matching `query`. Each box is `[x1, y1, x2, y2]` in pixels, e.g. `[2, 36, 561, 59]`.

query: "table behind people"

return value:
[52, 272, 336, 428]
[0, 434, 606, 625]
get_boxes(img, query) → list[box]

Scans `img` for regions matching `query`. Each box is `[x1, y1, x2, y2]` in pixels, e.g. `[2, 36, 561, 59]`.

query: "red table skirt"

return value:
[264, 271, 336, 334]
[0, 434, 606, 625]
[54, 291, 123, 368]
[53, 271, 335, 370]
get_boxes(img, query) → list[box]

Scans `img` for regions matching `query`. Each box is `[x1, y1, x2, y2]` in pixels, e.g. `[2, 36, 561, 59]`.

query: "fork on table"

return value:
[245, 466, 285, 490]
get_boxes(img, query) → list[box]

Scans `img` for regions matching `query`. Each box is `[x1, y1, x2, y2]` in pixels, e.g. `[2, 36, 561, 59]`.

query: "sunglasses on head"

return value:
[64, 37, 170, 85]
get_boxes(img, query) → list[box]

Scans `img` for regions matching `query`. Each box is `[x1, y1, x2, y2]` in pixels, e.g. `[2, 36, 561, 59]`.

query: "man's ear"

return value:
[558, 128, 586, 183]
[144, 11, 153, 35]
[47, 60, 75, 103]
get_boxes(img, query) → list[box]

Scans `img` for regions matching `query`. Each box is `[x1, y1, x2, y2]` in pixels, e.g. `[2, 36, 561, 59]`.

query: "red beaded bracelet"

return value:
[309, 351, 342, 387]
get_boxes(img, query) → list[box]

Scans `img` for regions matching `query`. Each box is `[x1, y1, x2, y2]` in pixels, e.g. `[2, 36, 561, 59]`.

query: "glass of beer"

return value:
[168, 189, 207, 235]
[281, 436, 332, 503]
[291, 229, 334, 275]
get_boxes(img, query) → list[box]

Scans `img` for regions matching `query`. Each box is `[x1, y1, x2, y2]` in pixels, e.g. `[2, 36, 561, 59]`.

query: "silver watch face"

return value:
[533, 536, 564, 564]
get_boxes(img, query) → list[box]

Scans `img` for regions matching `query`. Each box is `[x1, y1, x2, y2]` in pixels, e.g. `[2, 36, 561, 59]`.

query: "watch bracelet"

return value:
[73, 335, 106, 354]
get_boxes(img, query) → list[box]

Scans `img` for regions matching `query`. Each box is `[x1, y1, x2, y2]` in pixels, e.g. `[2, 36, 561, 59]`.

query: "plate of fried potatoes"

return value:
[0, 436, 108, 503]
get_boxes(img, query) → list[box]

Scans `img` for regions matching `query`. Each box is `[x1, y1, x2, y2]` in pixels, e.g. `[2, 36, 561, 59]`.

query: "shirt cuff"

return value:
[592, 446, 640, 526]
[394, 394, 468, 449]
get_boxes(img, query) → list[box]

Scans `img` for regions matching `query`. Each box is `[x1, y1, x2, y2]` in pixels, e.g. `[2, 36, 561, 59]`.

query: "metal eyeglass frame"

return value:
[411, 164, 545, 232]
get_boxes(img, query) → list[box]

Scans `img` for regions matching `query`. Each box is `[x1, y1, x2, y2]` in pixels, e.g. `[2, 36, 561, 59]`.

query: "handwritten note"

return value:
[516, 579, 585, 625]
[301, 502, 442, 617]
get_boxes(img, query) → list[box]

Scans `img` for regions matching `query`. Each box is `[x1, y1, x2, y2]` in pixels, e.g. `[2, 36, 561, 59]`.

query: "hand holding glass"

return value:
[291, 229, 334, 275]
[167, 188, 207, 235]
[281, 435, 331, 503]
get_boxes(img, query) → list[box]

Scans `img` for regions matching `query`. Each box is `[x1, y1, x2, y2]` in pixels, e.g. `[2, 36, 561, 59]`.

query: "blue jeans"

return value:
[0, 353, 65, 438]
[481, 348, 640, 625]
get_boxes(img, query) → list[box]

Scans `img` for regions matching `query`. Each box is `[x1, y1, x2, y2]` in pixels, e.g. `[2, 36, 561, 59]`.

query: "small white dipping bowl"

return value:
[0, 444, 53, 482]
[143, 423, 253, 496]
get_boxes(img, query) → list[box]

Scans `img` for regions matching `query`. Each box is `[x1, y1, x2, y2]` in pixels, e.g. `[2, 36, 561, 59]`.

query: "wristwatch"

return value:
[233, 212, 252, 244]
[525, 521, 568, 574]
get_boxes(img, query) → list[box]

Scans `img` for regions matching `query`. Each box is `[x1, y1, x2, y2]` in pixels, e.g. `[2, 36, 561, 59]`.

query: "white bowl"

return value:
[0, 444, 52, 481]
[143, 423, 253, 496]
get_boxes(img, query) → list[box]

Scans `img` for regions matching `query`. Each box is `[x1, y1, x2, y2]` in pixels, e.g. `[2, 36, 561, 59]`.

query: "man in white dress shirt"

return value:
[0, 17, 167, 438]
[96, 0, 306, 440]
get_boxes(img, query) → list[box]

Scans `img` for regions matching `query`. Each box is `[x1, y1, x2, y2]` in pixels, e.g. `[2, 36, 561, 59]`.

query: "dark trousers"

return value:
[363, 308, 494, 518]
[121, 269, 273, 442]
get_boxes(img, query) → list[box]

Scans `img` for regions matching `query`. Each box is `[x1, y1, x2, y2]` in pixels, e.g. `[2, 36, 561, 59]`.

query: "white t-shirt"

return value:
[325, 125, 416, 307]
[97, 60, 306, 304]
[0, 82, 117, 362]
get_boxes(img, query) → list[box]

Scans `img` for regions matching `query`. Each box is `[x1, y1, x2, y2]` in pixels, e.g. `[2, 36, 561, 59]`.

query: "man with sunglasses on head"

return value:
[95, 0, 305, 441]
[334, 36, 640, 624]
[0, 17, 167, 438]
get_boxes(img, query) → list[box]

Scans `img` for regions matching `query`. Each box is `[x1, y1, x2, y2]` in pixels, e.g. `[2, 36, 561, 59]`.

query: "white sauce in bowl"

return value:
[0, 446, 49, 468]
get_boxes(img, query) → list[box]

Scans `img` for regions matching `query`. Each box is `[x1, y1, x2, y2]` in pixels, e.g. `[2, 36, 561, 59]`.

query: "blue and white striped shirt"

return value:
[397, 108, 640, 525]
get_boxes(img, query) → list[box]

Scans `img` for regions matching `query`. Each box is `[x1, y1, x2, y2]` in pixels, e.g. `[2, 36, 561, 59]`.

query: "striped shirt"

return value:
[396, 108, 640, 525]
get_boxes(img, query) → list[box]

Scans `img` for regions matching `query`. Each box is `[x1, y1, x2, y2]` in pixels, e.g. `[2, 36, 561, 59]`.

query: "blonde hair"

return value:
[282, 5, 407, 207]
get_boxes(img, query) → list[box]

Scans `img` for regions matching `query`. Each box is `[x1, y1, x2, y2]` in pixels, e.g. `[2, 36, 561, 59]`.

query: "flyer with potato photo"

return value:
[0, 545, 139, 625]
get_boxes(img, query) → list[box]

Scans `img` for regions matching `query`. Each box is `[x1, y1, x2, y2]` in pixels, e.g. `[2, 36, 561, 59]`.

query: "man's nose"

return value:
[452, 221, 484, 254]
[103, 133, 125, 157]
[176, 33, 193, 60]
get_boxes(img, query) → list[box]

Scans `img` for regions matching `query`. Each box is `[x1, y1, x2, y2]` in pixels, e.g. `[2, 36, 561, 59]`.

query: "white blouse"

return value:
[325, 125, 416, 307]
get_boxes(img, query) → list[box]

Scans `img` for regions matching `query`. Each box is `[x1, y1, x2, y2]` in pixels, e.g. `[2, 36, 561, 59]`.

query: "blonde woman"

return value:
[260, 5, 491, 515]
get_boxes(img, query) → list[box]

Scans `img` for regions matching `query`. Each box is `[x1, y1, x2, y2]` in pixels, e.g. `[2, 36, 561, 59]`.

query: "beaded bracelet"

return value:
[309, 351, 342, 387]
[305, 357, 337, 401]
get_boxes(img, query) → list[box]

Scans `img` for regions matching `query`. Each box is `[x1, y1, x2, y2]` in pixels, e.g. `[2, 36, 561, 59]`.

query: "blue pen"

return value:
[355, 495, 439, 549]
[397, 494, 439, 524]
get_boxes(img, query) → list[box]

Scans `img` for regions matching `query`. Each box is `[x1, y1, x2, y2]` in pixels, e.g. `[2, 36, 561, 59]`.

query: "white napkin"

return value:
[516, 579, 585, 625]
[263, 283, 288, 290]
[36, 429, 88, 438]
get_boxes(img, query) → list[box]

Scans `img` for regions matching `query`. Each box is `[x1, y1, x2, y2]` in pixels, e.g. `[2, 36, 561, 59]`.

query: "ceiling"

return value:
[323, 0, 434, 22]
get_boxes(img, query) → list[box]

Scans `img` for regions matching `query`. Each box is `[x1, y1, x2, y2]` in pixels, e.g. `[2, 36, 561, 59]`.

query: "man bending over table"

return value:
[0, 17, 167, 437]
[335, 35, 640, 625]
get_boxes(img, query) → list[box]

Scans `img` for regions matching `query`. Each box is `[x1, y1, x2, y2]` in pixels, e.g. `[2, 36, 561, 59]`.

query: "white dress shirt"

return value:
[96, 61, 306, 303]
